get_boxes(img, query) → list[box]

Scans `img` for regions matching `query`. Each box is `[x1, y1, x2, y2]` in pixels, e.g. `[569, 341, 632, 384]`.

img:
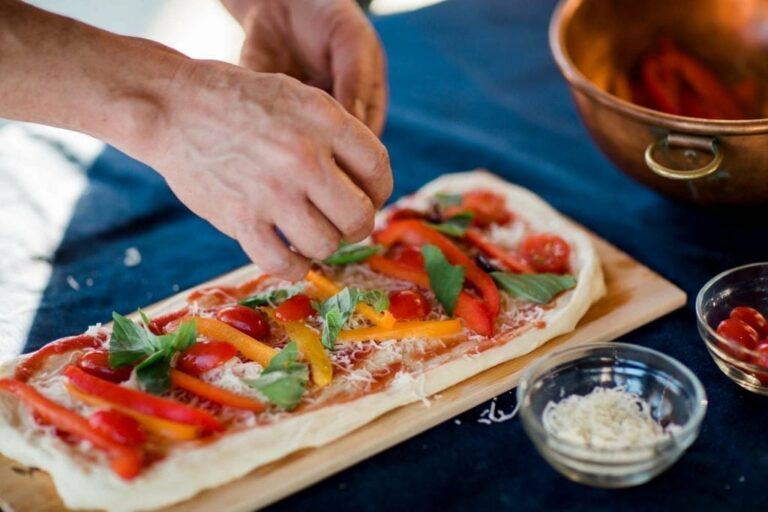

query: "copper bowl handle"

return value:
[644, 133, 723, 180]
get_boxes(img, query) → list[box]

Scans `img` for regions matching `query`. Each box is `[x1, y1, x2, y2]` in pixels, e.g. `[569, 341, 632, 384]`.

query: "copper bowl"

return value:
[550, 0, 768, 205]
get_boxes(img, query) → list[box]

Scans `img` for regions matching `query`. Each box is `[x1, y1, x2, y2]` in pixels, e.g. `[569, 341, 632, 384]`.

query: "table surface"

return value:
[16, 0, 767, 510]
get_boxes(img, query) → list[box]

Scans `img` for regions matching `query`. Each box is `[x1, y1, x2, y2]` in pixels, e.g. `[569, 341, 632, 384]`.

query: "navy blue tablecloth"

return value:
[22, 0, 767, 510]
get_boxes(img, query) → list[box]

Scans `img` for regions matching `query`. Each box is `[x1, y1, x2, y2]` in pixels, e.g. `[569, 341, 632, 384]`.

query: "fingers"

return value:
[237, 222, 309, 281]
[307, 157, 376, 243]
[272, 198, 342, 260]
[332, 120, 392, 210]
[365, 49, 388, 136]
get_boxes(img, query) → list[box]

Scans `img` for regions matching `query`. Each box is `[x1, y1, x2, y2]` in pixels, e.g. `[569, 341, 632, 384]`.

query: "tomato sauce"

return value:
[15, 333, 106, 382]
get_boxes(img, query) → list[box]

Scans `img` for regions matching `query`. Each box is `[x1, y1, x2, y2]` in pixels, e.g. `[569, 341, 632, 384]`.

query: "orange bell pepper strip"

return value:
[280, 321, 333, 387]
[64, 366, 223, 433]
[194, 317, 277, 367]
[464, 228, 533, 274]
[67, 384, 200, 441]
[338, 319, 462, 343]
[0, 378, 143, 480]
[373, 220, 501, 316]
[306, 270, 396, 328]
[169, 370, 266, 412]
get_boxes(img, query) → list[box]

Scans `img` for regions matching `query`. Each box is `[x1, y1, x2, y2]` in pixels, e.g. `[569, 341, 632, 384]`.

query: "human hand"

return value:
[224, 0, 387, 136]
[144, 61, 392, 280]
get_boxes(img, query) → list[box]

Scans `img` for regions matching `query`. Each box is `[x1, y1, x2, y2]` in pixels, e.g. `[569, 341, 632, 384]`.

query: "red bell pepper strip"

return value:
[367, 254, 495, 336]
[15, 332, 106, 382]
[374, 220, 500, 316]
[64, 366, 223, 433]
[464, 228, 533, 274]
[148, 307, 189, 335]
[641, 54, 682, 115]
[170, 370, 266, 412]
[0, 378, 142, 479]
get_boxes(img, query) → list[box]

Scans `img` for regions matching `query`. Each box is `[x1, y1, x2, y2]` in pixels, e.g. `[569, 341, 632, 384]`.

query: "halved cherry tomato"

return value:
[275, 294, 315, 322]
[89, 409, 147, 448]
[520, 234, 571, 274]
[215, 305, 270, 340]
[730, 307, 768, 338]
[148, 308, 189, 335]
[444, 191, 512, 227]
[15, 333, 106, 382]
[391, 245, 425, 271]
[177, 341, 237, 376]
[76, 350, 133, 383]
[389, 290, 430, 321]
[717, 318, 759, 351]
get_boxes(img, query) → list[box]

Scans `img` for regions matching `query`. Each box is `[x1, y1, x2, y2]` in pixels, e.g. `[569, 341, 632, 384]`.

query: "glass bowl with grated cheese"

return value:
[517, 343, 707, 488]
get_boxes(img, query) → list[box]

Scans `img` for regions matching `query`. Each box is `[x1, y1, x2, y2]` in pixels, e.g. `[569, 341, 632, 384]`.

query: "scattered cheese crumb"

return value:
[85, 277, 94, 287]
[542, 386, 679, 449]
[454, 419, 462, 425]
[123, 247, 142, 267]
[172, 284, 180, 292]
[477, 400, 520, 425]
[66, 275, 79, 291]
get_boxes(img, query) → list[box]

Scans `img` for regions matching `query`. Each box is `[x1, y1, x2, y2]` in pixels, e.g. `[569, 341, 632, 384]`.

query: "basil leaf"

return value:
[491, 272, 577, 304]
[239, 283, 304, 308]
[322, 307, 344, 350]
[324, 242, 382, 265]
[168, 319, 197, 352]
[434, 192, 462, 207]
[135, 351, 172, 395]
[428, 212, 475, 237]
[358, 289, 390, 313]
[245, 341, 308, 410]
[109, 312, 155, 368]
[422, 244, 465, 316]
[317, 287, 359, 350]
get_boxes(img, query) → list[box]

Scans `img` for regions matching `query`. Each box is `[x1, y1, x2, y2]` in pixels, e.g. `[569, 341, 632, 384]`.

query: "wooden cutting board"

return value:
[0, 232, 686, 512]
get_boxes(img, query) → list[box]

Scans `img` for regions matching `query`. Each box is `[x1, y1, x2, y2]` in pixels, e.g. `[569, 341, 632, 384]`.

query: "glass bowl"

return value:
[517, 343, 707, 488]
[696, 262, 768, 395]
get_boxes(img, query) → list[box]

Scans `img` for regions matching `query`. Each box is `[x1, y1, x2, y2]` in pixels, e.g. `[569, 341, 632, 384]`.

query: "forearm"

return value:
[0, 0, 187, 159]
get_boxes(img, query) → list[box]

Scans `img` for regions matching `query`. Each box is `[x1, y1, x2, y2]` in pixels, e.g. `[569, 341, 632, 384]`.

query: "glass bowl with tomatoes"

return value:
[696, 262, 768, 395]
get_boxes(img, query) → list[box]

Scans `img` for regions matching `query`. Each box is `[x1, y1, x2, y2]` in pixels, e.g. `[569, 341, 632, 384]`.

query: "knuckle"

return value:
[343, 202, 375, 240]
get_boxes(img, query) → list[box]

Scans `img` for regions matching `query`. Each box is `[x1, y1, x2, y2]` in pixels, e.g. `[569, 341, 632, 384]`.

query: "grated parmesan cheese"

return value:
[542, 386, 679, 449]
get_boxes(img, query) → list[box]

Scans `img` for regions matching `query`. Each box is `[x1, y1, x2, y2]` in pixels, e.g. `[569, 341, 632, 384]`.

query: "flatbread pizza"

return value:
[0, 171, 605, 511]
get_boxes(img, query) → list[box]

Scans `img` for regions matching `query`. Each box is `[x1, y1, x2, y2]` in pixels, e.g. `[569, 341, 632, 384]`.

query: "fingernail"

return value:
[353, 98, 367, 122]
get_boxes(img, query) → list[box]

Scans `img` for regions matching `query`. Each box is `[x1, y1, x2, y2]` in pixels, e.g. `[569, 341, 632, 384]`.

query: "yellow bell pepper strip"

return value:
[305, 270, 396, 328]
[281, 322, 333, 387]
[194, 317, 277, 367]
[67, 384, 200, 441]
[338, 319, 463, 343]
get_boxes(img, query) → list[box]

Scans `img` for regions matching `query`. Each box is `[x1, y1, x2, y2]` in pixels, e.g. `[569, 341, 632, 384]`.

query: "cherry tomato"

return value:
[458, 190, 512, 227]
[391, 245, 424, 271]
[520, 234, 571, 274]
[89, 409, 146, 448]
[275, 294, 315, 322]
[215, 305, 270, 339]
[388, 290, 431, 321]
[752, 342, 768, 368]
[716, 318, 759, 352]
[730, 306, 768, 337]
[76, 350, 133, 383]
[177, 341, 238, 376]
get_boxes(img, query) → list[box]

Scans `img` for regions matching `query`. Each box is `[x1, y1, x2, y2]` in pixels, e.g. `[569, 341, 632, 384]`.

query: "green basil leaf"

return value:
[434, 192, 463, 207]
[317, 287, 359, 350]
[428, 212, 475, 237]
[135, 350, 172, 395]
[245, 341, 308, 411]
[109, 312, 154, 368]
[168, 319, 197, 352]
[422, 244, 465, 316]
[322, 308, 344, 350]
[239, 283, 304, 308]
[358, 289, 390, 313]
[323, 242, 382, 265]
[491, 272, 577, 304]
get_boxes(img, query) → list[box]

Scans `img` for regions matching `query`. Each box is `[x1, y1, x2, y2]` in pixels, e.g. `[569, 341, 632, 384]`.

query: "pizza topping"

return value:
[243, 341, 308, 411]
[65, 365, 223, 433]
[215, 305, 270, 340]
[323, 242, 383, 266]
[465, 228, 533, 274]
[176, 341, 238, 376]
[520, 233, 571, 274]
[441, 190, 512, 227]
[76, 350, 133, 383]
[422, 244, 464, 316]
[280, 321, 333, 387]
[239, 283, 304, 308]
[88, 409, 147, 448]
[427, 211, 475, 238]
[306, 271, 396, 327]
[275, 294, 315, 322]
[453, 294, 494, 337]
[170, 370, 266, 412]
[316, 287, 390, 350]
[337, 319, 462, 343]
[14, 332, 106, 382]
[491, 272, 577, 304]
[0, 378, 143, 480]
[194, 317, 277, 367]
[388, 290, 430, 321]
